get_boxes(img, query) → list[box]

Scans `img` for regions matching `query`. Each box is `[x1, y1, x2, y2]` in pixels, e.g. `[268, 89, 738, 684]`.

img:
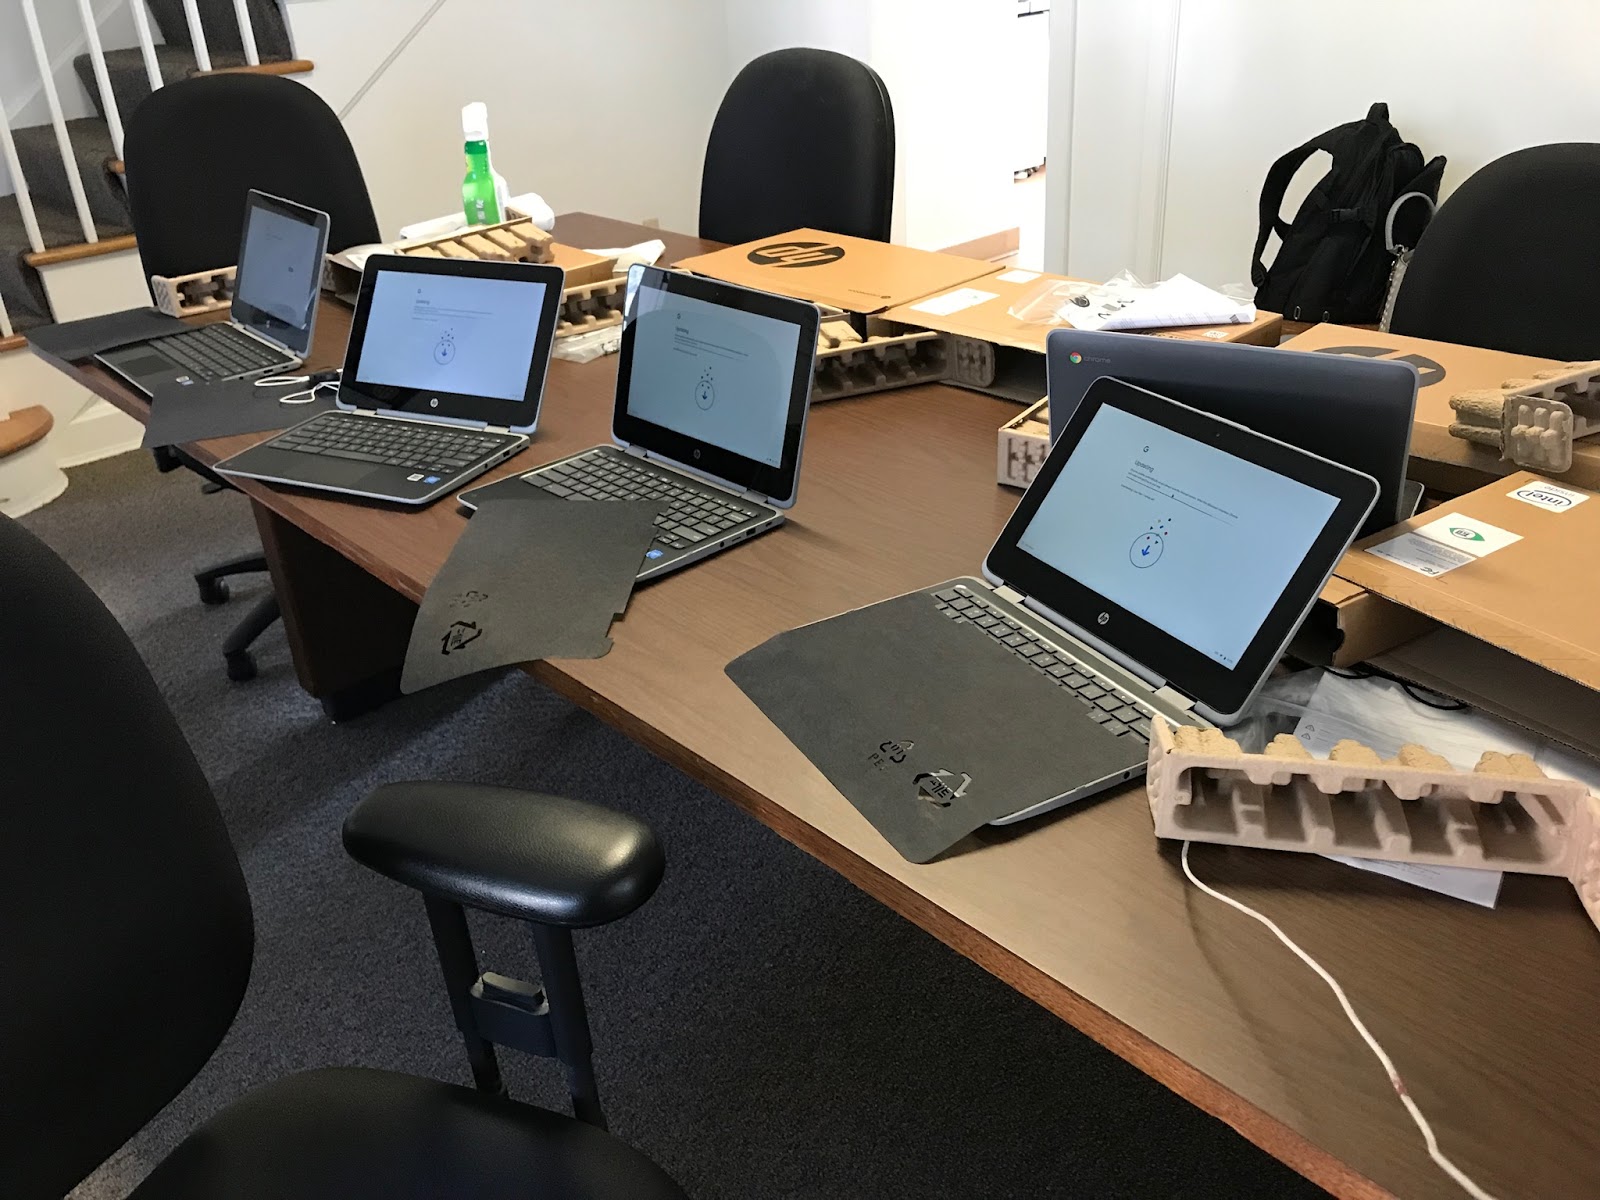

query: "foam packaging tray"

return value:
[1147, 720, 1600, 931]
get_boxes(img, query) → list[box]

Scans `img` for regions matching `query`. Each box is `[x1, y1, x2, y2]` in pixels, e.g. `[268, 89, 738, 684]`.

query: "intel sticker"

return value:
[1508, 479, 1590, 513]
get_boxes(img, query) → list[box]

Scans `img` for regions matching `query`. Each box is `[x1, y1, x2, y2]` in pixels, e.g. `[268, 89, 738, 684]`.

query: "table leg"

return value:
[252, 503, 415, 721]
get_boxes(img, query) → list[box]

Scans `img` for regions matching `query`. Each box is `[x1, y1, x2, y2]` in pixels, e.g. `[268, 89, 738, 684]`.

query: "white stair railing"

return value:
[129, 0, 166, 95]
[18, 0, 97, 245]
[0, 292, 14, 340]
[232, 0, 262, 66]
[73, 0, 127, 161]
[180, 0, 215, 73]
[0, 116, 45, 257]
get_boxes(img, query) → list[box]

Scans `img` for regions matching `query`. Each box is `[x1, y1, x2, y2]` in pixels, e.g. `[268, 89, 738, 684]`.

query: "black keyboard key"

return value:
[1104, 720, 1128, 735]
[1088, 709, 1112, 724]
[1045, 664, 1071, 678]
[1094, 696, 1122, 712]
[1080, 685, 1106, 700]
[998, 633, 1027, 648]
[1112, 706, 1142, 723]
[1131, 719, 1152, 740]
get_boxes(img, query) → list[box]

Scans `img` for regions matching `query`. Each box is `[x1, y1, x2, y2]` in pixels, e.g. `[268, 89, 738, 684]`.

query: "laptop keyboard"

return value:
[522, 450, 765, 553]
[153, 323, 293, 382]
[269, 413, 511, 472]
[932, 586, 1158, 742]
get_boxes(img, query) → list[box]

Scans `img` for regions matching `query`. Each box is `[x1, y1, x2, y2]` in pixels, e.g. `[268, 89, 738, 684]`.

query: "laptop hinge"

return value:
[1154, 685, 1195, 712]
[741, 487, 768, 503]
[995, 585, 1025, 605]
[624, 444, 648, 458]
[487, 425, 512, 435]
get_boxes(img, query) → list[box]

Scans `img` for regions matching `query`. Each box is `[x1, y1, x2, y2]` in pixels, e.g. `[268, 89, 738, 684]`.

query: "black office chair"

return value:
[699, 47, 895, 245]
[122, 73, 383, 683]
[0, 513, 685, 1200]
[1387, 143, 1600, 360]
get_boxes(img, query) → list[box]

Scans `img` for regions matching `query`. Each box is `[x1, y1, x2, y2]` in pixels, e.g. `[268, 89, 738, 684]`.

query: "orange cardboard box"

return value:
[1337, 471, 1600, 690]
[672, 229, 995, 315]
[1277, 324, 1600, 488]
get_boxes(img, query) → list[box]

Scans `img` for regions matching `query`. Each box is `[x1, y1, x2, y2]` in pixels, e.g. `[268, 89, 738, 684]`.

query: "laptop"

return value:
[1045, 329, 1420, 535]
[921, 375, 1377, 825]
[97, 191, 330, 393]
[458, 263, 820, 580]
[214, 253, 564, 506]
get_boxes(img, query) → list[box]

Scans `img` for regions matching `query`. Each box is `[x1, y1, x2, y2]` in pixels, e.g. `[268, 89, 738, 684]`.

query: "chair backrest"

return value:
[699, 48, 895, 246]
[0, 516, 253, 1199]
[123, 72, 380, 284]
[1387, 143, 1600, 360]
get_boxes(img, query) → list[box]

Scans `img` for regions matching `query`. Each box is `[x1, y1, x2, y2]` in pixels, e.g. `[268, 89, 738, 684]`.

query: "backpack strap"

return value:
[1250, 127, 1352, 286]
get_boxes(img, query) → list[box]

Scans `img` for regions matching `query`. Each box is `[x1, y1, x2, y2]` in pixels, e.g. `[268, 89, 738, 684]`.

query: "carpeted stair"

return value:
[1, 0, 295, 339]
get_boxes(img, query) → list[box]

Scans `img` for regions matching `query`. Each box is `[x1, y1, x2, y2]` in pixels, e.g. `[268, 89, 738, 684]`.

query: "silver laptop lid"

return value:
[229, 190, 330, 358]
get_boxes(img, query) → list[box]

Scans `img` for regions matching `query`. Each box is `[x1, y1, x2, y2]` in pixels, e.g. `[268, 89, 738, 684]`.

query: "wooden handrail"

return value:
[24, 234, 138, 268]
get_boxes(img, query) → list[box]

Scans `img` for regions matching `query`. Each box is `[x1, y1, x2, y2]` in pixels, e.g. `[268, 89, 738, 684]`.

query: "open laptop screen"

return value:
[338, 254, 564, 433]
[230, 191, 329, 358]
[613, 265, 820, 506]
[986, 377, 1377, 722]
[1017, 402, 1339, 668]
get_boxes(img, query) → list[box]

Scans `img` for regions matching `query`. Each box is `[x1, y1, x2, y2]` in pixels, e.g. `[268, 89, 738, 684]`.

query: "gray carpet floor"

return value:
[24, 452, 1329, 1200]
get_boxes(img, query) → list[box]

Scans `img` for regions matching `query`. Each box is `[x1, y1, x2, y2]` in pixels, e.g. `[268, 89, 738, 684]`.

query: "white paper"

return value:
[582, 239, 666, 274]
[995, 269, 1039, 283]
[1065, 273, 1255, 332]
[1364, 511, 1522, 576]
[1507, 478, 1590, 512]
[1322, 855, 1503, 907]
[910, 287, 998, 317]
[1365, 530, 1475, 577]
[1411, 512, 1522, 557]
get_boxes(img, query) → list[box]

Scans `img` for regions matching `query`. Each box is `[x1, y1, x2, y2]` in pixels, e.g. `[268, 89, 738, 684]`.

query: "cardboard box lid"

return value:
[1277, 324, 1600, 488]
[671, 230, 995, 315]
[881, 267, 1282, 353]
[1336, 470, 1600, 690]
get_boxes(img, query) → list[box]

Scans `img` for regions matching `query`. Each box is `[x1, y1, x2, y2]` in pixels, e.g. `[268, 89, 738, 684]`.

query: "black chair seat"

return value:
[129, 1067, 686, 1199]
[343, 783, 665, 928]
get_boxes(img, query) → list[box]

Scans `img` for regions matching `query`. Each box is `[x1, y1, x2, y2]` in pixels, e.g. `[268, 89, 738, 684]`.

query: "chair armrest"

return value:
[343, 782, 664, 929]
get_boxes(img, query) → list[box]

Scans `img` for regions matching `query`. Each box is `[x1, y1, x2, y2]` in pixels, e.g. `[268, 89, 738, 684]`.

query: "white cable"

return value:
[1179, 841, 1500, 1200]
[254, 376, 339, 406]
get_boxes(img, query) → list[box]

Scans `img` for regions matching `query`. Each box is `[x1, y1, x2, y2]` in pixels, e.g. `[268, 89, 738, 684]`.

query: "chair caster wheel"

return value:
[198, 577, 230, 605]
[225, 650, 257, 682]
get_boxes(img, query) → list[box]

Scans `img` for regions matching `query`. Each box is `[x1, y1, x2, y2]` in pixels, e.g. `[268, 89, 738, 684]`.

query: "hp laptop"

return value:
[214, 253, 564, 506]
[459, 264, 820, 580]
[922, 375, 1377, 825]
[1046, 329, 1419, 535]
[97, 191, 329, 393]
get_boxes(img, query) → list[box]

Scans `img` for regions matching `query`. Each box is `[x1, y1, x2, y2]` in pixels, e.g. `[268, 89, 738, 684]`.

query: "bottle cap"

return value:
[462, 101, 489, 141]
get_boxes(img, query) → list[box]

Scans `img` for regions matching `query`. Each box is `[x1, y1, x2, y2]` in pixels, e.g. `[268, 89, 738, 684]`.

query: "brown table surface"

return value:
[53, 214, 1600, 1200]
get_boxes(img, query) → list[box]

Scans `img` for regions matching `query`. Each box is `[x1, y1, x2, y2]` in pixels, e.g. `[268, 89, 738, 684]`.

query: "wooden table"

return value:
[48, 214, 1600, 1200]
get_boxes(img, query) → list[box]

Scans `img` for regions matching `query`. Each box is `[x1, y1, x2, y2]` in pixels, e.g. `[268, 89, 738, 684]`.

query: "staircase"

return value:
[0, 0, 308, 346]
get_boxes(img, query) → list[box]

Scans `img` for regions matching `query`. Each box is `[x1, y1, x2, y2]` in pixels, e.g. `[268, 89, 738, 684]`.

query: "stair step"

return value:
[0, 189, 134, 337]
[10, 119, 129, 233]
[72, 46, 311, 126]
[146, 0, 294, 60]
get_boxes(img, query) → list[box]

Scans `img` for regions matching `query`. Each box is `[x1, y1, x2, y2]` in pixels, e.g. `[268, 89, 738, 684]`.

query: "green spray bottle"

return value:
[461, 101, 507, 227]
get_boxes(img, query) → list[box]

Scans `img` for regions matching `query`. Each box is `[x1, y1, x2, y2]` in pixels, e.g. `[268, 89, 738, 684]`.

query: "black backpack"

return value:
[1251, 103, 1445, 324]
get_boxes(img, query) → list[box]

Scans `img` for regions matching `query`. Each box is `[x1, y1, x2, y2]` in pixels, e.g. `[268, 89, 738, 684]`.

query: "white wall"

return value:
[286, 0, 1019, 251]
[1046, 0, 1600, 288]
[286, 0, 730, 239]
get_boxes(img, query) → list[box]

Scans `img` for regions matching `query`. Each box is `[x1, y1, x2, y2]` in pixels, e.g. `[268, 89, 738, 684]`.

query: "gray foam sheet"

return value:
[141, 376, 337, 448]
[726, 587, 1137, 863]
[400, 491, 663, 695]
[25, 307, 187, 362]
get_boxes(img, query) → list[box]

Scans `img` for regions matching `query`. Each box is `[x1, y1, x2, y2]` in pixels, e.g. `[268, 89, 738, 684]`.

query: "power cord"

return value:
[254, 369, 340, 406]
[1180, 841, 1500, 1200]
[1327, 664, 1466, 711]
